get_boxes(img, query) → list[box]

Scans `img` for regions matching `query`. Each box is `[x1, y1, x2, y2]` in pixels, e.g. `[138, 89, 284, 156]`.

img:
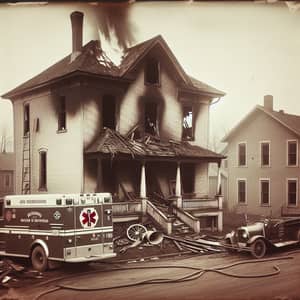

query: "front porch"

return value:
[85, 128, 225, 234]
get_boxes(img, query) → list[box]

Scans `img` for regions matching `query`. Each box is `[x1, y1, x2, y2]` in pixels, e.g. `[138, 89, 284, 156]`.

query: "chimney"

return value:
[264, 95, 273, 111]
[70, 11, 84, 62]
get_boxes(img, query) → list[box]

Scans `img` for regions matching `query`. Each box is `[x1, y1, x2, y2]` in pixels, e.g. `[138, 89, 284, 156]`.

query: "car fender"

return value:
[225, 231, 235, 244]
[30, 239, 49, 257]
[247, 235, 268, 246]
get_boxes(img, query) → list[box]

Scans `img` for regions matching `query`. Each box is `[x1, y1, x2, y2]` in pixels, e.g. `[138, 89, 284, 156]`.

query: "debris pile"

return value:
[0, 259, 42, 289]
[165, 235, 225, 254]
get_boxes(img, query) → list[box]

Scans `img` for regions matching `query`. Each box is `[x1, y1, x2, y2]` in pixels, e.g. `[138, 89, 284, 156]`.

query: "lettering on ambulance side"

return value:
[20, 211, 49, 224]
[79, 208, 99, 228]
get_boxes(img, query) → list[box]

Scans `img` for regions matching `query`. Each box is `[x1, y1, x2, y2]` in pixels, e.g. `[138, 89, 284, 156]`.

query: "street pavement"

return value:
[3, 248, 300, 300]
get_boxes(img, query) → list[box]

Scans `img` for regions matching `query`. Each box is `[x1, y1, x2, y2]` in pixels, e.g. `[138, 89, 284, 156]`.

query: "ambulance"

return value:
[0, 193, 116, 271]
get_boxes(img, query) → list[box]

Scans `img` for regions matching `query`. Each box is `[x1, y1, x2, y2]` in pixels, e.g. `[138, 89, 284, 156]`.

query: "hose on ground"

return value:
[34, 256, 293, 299]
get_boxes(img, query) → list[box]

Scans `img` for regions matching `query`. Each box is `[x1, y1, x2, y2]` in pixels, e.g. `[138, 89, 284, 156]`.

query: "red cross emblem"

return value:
[79, 208, 99, 228]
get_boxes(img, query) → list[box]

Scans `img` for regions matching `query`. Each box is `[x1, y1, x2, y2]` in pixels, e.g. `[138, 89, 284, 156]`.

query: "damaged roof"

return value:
[3, 35, 225, 99]
[222, 105, 300, 142]
[86, 128, 224, 161]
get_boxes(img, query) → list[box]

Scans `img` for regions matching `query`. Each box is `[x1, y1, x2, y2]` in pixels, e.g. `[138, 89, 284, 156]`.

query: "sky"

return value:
[1, 1, 300, 152]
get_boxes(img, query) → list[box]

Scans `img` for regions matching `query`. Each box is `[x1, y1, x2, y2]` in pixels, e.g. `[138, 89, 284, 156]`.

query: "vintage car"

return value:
[224, 217, 300, 258]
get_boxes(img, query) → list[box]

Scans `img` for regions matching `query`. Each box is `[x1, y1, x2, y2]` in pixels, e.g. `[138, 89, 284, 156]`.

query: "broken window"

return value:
[287, 179, 297, 206]
[24, 104, 30, 136]
[238, 143, 246, 166]
[287, 140, 297, 166]
[39, 151, 47, 190]
[261, 142, 270, 166]
[237, 179, 246, 204]
[58, 96, 66, 131]
[260, 179, 270, 206]
[145, 102, 158, 136]
[145, 59, 160, 85]
[182, 106, 194, 141]
[102, 95, 116, 130]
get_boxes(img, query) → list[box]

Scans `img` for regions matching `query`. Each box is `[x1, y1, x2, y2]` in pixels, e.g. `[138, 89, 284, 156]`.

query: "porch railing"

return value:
[172, 206, 200, 233]
[112, 201, 143, 215]
[145, 200, 172, 235]
[182, 196, 223, 210]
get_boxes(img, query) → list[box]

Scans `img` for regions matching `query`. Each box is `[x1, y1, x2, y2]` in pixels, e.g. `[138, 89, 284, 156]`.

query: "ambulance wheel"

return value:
[31, 246, 48, 272]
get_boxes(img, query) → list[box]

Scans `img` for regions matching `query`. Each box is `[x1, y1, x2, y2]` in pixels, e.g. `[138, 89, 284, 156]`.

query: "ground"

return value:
[1, 245, 300, 300]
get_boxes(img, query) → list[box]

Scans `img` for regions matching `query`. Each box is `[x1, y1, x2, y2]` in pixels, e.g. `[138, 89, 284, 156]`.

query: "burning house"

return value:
[2, 11, 225, 233]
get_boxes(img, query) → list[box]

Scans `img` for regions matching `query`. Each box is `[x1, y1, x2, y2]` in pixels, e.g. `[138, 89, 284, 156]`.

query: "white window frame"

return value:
[237, 178, 247, 205]
[259, 178, 270, 206]
[237, 142, 247, 167]
[286, 139, 298, 167]
[260, 140, 271, 167]
[286, 178, 298, 207]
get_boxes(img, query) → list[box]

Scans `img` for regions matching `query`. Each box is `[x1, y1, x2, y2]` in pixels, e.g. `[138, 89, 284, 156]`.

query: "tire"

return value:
[31, 245, 48, 272]
[250, 239, 266, 259]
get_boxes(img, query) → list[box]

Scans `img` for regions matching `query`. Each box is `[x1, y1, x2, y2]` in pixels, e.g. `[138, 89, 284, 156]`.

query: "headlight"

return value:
[242, 232, 248, 239]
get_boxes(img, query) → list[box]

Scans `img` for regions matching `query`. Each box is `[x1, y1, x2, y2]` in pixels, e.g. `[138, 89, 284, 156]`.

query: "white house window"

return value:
[287, 179, 297, 206]
[260, 179, 270, 206]
[39, 151, 47, 190]
[237, 179, 246, 204]
[58, 96, 66, 131]
[145, 59, 160, 85]
[287, 140, 298, 166]
[238, 143, 246, 166]
[24, 104, 30, 136]
[261, 142, 270, 166]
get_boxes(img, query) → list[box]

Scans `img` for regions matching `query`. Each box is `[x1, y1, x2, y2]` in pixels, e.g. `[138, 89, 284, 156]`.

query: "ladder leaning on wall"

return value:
[21, 133, 31, 194]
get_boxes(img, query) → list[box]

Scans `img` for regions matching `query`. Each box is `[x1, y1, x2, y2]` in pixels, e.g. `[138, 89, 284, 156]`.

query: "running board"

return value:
[273, 240, 299, 248]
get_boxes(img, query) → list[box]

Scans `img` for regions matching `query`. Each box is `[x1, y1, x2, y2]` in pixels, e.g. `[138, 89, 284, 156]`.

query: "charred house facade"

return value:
[2, 12, 225, 234]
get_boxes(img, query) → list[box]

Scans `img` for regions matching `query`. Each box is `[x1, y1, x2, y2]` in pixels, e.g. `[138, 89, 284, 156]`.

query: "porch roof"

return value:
[85, 128, 224, 161]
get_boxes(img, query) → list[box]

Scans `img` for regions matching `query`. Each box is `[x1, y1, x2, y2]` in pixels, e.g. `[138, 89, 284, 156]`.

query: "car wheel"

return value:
[31, 245, 48, 272]
[250, 239, 266, 259]
[224, 238, 236, 253]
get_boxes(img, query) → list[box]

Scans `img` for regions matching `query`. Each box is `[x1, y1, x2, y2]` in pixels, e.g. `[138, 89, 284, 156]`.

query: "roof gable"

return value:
[222, 105, 300, 142]
[119, 35, 190, 84]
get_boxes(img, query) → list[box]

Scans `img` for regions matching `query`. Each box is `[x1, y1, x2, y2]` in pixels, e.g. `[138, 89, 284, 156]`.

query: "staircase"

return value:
[21, 134, 31, 194]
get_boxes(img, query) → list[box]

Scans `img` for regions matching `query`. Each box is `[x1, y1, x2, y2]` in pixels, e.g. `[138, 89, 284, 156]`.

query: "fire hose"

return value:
[34, 255, 294, 300]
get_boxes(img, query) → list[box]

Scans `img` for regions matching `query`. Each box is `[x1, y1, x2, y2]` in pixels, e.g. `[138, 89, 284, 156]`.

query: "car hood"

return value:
[240, 222, 264, 236]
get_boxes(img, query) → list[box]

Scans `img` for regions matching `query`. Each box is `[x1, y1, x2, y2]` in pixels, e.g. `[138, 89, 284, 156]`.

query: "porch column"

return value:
[140, 161, 147, 198]
[216, 161, 222, 196]
[96, 157, 103, 192]
[175, 161, 182, 208]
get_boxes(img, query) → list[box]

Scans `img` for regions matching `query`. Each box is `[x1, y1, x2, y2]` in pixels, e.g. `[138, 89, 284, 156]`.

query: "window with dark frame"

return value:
[58, 96, 66, 131]
[288, 141, 297, 166]
[261, 142, 270, 166]
[238, 143, 246, 166]
[102, 95, 116, 130]
[288, 180, 297, 206]
[238, 180, 246, 204]
[24, 104, 30, 136]
[145, 59, 160, 85]
[182, 106, 194, 141]
[39, 151, 47, 190]
[260, 180, 270, 205]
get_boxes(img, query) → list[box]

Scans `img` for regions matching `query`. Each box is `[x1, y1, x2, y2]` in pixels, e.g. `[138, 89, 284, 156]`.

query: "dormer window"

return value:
[145, 59, 160, 85]
[182, 105, 194, 141]
[58, 96, 66, 132]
